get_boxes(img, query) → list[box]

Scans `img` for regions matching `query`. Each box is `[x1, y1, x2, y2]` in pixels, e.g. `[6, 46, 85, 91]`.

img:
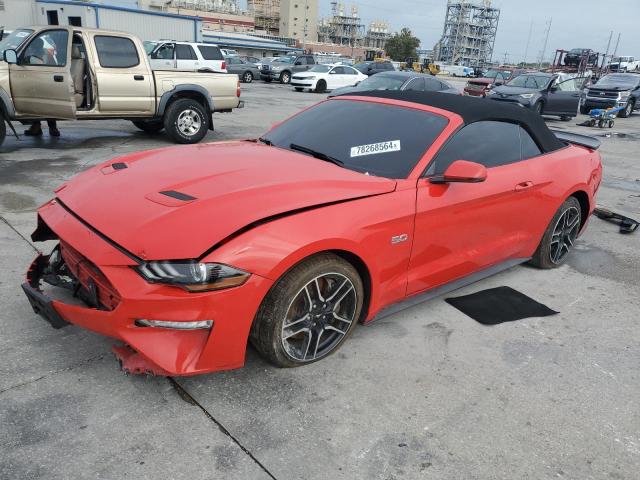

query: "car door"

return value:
[326, 66, 344, 89]
[92, 34, 154, 114]
[407, 121, 537, 295]
[544, 77, 585, 115]
[340, 66, 362, 87]
[175, 44, 199, 70]
[225, 57, 240, 75]
[149, 42, 175, 70]
[9, 27, 76, 119]
[292, 56, 307, 74]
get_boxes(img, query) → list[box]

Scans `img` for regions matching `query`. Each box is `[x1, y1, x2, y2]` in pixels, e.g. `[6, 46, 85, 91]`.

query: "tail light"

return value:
[237, 80, 241, 97]
[221, 61, 226, 70]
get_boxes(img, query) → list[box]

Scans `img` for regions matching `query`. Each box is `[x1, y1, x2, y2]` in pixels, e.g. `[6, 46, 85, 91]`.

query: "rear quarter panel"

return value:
[153, 70, 239, 111]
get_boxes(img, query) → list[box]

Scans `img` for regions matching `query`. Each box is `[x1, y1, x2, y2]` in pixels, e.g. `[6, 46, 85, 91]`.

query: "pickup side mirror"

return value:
[549, 85, 559, 92]
[429, 160, 487, 184]
[3, 49, 17, 65]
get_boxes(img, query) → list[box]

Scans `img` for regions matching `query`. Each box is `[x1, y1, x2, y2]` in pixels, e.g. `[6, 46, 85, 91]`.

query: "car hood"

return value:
[492, 85, 540, 95]
[469, 77, 493, 85]
[591, 84, 634, 91]
[55, 141, 396, 260]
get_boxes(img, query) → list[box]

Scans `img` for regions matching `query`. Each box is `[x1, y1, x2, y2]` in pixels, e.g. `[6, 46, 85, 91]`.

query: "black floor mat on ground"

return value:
[445, 286, 558, 325]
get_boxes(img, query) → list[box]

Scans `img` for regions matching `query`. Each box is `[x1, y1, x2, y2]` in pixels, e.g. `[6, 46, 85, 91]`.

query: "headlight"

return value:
[135, 261, 250, 292]
[619, 90, 631, 100]
[519, 93, 535, 99]
[306, 76, 316, 80]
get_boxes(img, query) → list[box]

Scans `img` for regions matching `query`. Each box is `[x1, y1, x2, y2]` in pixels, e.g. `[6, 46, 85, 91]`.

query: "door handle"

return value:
[515, 181, 534, 191]
[134, 75, 144, 81]
[53, 75, 64, 82]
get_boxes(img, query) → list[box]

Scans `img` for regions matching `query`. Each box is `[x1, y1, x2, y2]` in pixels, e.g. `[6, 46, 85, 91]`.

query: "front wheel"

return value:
[280, 71, 291, 84]
[250, 253, 363, 368]
[315, 79, 327, 93]
[618, 99, 634, 118]
[132, 120, 164, 133]
[242, 71, 253, 83]
[163, 98, 209, 144]
[529, 197, 581, 269]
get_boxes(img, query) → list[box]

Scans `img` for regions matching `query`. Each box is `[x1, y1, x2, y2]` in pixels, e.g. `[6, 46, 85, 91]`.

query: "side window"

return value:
[424, 78, 443, 92]
[343, 66, 357, 75]
[176, 44, 196, 60]
[520, 127, 542, 159]
[430, 121, 521, 174]
[152, 43, 174, 60]
[405, 78, 425, 91]
[197, 45, 223, 60]
[94, 36, 139, 68]
[332, 66, 345, 74]
[22, 29, 68, 66]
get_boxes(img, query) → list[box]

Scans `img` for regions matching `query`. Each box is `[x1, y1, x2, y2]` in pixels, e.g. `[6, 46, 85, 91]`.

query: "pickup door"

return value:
[90, 33, 154, 114]
[9, 27, 76, 119]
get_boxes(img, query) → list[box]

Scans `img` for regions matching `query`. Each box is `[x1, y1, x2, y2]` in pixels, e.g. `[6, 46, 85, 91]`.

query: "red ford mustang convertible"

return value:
[23, 91, 602, 376]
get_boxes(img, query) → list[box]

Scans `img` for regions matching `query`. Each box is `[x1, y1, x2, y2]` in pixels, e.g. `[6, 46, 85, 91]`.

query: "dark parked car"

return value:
[464, 68, 535, 97]
[329, 71, 459, 97]
[354, 60, 395, 76]
[487, 72, 587, 119]
[225, 56, 260, 83]
[564, 48, 598, 67]
[580, 73, 640, 117]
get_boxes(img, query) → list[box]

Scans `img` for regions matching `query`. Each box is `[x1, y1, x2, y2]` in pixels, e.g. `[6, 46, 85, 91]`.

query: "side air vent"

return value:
[159, 190, 197, 201]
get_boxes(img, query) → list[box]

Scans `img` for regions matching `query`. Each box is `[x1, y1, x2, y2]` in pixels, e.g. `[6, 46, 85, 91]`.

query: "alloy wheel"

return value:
[281, 273, 357, 362]
[549, 206, 580, 264]
[177, 109, 202, 137]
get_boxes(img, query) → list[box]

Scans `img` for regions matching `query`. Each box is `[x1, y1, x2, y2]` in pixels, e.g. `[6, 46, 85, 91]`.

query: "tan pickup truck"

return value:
[0, 26, 243, 146]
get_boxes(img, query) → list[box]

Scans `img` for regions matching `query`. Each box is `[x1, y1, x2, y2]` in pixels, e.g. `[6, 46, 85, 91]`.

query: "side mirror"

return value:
[430, 160, 487, 184]
[549, 85, 559, 92]
[4, 49, 17, 65]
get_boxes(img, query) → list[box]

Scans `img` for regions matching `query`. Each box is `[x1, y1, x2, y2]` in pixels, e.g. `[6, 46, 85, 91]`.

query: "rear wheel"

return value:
[619, 99, 634, 118]
[315, 80, 327, 93]
[132, 120, 164, 133]
[242, 71, 253, 83]
[529, 197, 581, 269]
[250, 253, 363, 367]
[280, 71, 291, 84]
[163, 98, 209, 144]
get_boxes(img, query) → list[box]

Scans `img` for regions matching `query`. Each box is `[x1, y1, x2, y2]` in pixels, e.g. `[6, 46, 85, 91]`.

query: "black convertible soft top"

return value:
[338, 90, 565, 153]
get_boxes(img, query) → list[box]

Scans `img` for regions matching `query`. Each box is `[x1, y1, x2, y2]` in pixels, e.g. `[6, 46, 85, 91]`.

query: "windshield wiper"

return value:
[258, 137, 272, 145]
[289, 143, 344, 167]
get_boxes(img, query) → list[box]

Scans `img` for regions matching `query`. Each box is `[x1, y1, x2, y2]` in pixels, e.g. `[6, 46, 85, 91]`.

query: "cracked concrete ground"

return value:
[1, 81, 639, 479]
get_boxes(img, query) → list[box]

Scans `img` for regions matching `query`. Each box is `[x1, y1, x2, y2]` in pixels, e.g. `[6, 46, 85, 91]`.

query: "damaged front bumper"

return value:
[22, 199, 273, 376]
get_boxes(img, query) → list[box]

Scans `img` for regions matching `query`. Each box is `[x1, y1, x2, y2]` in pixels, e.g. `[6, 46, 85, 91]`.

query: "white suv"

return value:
[145, 41, 227, 73]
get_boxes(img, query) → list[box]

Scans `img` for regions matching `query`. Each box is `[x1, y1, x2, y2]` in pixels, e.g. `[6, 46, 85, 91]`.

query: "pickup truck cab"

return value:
[0, 26, 243, 146]
[260, 54, 316, 84]
[609, 56, 640, 73]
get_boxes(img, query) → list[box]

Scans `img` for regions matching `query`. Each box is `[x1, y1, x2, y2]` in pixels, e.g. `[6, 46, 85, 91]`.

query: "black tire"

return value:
[580, 105, 591, 115]
[250, 253, 364, 368]
[618, 99, 634, 118]
[132, 120, 164, 133]
[0, 116, 6, 147]
[598, 119, 605, 128]
[242, 71, 253, 83]
[315, 79, 327, 93]
[608, 120, 615, 128]
[529, 196, 581, 269]
[294, 87, 303, 92]
[533, 101, 543, 115]
[280, 71, 291, 84]
[163, 98, 209, 144]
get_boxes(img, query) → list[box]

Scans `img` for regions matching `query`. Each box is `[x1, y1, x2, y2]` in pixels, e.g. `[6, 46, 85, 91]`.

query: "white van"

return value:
[145, 41, 227, 73]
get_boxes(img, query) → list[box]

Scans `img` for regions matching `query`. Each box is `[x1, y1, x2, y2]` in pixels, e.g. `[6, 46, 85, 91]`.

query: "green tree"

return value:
[384, 28, 421, 61]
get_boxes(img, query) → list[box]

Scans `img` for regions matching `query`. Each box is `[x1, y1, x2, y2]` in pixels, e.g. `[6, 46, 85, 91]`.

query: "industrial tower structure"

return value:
[317, 2, 365, 46]
[436, 0, 500, 66]
[363, 21, 391, 50]
[248, 0, 280, 35]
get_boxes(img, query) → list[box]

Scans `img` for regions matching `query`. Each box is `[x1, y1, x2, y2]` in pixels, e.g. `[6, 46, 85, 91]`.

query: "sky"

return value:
[108, 0, 640, 62]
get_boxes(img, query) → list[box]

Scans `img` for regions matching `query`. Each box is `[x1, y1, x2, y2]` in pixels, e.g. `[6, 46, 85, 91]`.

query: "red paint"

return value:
[26, 96, 602, 376]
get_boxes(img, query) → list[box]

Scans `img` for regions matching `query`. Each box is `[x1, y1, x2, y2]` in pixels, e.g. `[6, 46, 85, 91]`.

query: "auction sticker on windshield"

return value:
[350, 140, 401, 157]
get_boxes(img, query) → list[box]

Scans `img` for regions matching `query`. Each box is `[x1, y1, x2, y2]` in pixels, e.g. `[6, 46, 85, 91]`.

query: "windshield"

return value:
[143, 41, 157, 56]
[273, 56, 294, 64]
[0, 29, 34, 56]
[596, 74, 638, 89]
[612, 57, 630, 62]
[309, 65, 331, 73]
[261, 100, 448, 179]
[484, 69, 509, 79]
[507, 74, 551, 89]
[356, 75, 406, 90]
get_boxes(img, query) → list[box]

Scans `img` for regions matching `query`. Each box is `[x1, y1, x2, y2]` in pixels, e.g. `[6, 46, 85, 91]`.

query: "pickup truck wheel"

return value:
[0, 117, 6, 147]
[619, 99, 634, 118]
[164, 98, 209, 144]
[132, 120, 164, 133]
[242, 71, 253, 83]
[280, 71, 291, 84]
